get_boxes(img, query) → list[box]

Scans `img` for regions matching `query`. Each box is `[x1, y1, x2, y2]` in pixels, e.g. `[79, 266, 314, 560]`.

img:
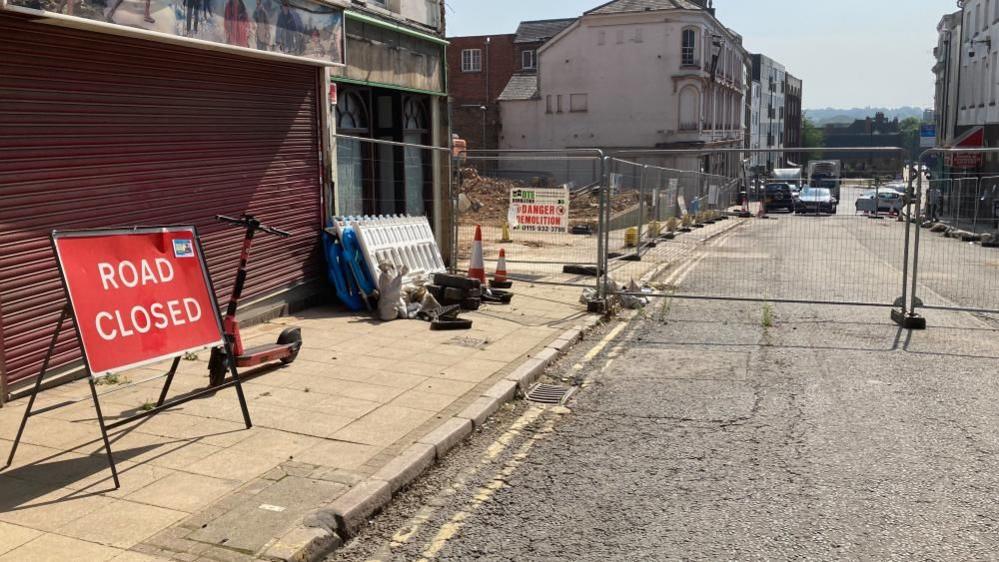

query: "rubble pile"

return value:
[457, 167, 641, 228]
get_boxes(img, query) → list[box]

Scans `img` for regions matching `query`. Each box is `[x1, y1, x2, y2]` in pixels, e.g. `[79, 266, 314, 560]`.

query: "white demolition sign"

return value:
[508, 187, 570, 233]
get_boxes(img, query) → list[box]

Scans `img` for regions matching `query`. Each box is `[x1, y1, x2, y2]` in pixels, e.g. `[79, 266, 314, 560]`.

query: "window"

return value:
[522, 49, 536, 70]
[570, 94, 588, 112]
[993, 52, 998, 103]
[681, 28, 697, 66]
[461, 49, 481, 72]
[556, 95, 564, 113]
[546, 95, 553, 114]
[678, 85, 700, 131]
[616, 29, 625, 44]
[634, 28, 643, 43]
[598, 30, 606, 46]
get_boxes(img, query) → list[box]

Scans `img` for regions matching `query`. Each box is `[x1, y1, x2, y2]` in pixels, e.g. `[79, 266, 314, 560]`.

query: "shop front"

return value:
[0, 0, 347, 400]
[330, 10, 449, 236]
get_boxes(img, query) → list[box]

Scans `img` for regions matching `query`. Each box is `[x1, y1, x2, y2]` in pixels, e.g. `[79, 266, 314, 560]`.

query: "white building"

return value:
[497, 0, 748, 175]
[933, 10, 962, 146]
[750, 53, 786, 171]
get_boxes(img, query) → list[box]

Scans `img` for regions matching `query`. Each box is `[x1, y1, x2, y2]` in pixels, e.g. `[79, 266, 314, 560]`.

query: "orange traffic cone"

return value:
[491, 248, 513, 289]
[468, 225, 486, 284]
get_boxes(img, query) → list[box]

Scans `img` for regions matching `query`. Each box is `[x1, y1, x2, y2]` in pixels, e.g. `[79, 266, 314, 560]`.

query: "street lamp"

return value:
[479, 105, 487, 150]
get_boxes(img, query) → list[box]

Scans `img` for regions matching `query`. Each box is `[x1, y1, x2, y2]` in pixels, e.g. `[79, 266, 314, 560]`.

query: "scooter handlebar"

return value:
[215, 215, 292, 238]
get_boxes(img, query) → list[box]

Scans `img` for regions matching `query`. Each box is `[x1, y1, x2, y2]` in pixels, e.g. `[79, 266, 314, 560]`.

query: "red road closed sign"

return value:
[53, 227, 224, 378]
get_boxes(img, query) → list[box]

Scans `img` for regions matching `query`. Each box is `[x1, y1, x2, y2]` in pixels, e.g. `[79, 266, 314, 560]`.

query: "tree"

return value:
[898, 116, 922, 160]
[802, 117, 824, 161]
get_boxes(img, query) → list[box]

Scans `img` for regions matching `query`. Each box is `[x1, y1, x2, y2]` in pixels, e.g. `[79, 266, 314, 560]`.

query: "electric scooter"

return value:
[209, 215, 303, 386]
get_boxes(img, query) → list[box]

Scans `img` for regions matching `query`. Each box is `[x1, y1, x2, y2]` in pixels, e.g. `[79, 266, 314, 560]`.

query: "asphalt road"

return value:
[331, 213, 999, 561]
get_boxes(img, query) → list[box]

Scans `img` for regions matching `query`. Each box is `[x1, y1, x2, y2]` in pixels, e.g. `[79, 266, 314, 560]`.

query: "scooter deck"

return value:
[236, 342, 300, 368]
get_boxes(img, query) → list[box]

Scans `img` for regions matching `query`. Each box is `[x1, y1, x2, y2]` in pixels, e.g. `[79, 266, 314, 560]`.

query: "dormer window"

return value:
[522, 50, 537, 70]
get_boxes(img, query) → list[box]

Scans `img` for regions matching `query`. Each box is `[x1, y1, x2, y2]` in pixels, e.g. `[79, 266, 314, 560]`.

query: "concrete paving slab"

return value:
[290, 440, 380, 470]
[0, 533, 123, 561]
[331, 406, 439, 447]
[56, 499, 186, 548]
[187, 476, 346, 554]
[125, 472, 242, 513]
[0, 522, 41, 556]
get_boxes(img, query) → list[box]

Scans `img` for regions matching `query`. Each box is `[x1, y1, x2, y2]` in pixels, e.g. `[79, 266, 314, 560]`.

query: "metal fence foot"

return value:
[587, 299, 608, 314]
[891, 309, 927, 330]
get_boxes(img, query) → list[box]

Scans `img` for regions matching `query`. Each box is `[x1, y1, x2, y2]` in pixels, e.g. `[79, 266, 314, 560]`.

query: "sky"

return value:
[443, 0, 955, 110]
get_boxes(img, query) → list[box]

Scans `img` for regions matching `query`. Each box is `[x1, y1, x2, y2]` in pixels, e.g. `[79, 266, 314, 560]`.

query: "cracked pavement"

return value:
[331, 213, 999, 561]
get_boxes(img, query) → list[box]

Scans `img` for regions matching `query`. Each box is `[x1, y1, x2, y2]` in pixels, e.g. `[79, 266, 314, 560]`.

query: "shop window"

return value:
[336, 90, 370, 216]
[403, 97, 431, 217]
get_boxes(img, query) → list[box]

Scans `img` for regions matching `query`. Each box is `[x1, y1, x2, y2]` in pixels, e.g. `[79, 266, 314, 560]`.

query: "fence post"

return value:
[634, 165, 648, 260]
[902, 159, 926, 329]
[597, 156, 610, 301]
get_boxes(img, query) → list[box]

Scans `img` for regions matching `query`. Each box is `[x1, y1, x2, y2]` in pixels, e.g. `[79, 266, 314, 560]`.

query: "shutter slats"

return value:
[0, 14, 323, 389]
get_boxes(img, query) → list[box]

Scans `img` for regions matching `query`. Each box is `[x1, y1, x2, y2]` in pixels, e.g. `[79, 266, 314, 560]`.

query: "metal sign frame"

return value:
[2, 226, 253, 489]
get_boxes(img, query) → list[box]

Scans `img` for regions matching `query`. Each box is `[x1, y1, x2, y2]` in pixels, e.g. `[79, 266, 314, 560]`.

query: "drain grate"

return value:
[526, 383, 576, 405]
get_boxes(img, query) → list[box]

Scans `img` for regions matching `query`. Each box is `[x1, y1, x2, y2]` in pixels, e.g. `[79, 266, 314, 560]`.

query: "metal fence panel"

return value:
[603, 147, 913, 310]
[452, 150, 605, 289]
[911, 149, 999, 316]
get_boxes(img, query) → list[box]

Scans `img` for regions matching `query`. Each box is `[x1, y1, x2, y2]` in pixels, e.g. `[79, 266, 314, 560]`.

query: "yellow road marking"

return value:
[416, 414, 560, 560]
[572, 320, 627, 372]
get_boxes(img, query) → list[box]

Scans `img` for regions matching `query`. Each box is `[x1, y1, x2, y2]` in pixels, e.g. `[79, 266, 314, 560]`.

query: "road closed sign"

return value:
[52, 227, 224, 378]
[508, 187, 570, 233]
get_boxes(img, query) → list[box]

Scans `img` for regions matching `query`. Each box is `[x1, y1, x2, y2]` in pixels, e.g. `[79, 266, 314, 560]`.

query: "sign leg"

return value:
[88, 379, 121, 489]
[4, 307, 68, 469]
[156, 357, 181, 407]
[227, 345, 252, 429]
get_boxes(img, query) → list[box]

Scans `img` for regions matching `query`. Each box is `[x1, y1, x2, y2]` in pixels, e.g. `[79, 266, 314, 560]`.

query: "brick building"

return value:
[447, 19, 575, 151]
[447, 34, 516, 151]
[784, 73, 803, 153]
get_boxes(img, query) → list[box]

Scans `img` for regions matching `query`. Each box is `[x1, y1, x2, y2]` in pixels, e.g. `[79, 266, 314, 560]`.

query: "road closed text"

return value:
[93, 259, 203, 341]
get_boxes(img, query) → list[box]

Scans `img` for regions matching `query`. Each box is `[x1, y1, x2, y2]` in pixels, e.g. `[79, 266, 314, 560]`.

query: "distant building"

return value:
[923, 108, 936, 123]
[933, 10, 962, 147]
[750, 54, 786, 171]
[784, 73, 803, 156]
[447, 19, 575, 152]
[823, 112, 903, 173]
[498, 0, 750, 176]
[447, 34, 517, 151]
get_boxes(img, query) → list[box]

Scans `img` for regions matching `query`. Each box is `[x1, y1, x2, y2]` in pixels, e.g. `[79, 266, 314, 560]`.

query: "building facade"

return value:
[446, 18, 575, 152]
[784, 73, 804, 157]
[750, 54, 786, 171]
[0, 0, 448, 401]
[447, 34, 517, 151]
[498, 0, 748, 176]
[934, 10, 963, 147]
[823, 113, 904, 173]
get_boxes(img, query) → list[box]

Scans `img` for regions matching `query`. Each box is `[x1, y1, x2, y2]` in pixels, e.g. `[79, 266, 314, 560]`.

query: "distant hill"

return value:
[804, 107, 926, 125]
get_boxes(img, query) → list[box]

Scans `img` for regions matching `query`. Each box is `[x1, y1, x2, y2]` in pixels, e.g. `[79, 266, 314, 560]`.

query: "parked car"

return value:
[795, 187, 838, 214]
[764, 183, 795, 212]
[855, 190, 904, 214]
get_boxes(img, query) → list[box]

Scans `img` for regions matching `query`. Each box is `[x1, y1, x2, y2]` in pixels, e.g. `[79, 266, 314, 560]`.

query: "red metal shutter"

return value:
[0, 13, 323, 390]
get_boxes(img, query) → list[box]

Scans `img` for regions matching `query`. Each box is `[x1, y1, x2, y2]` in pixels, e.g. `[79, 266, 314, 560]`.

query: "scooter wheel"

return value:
[277, 327, 303, 364]
[208, 347, 229, 386]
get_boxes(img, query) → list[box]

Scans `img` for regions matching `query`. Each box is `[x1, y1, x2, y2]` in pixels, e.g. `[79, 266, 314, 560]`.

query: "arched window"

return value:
[681, 28, 698, 67]
[335, 90, 369, 216]
[336, 91, 369, 133]
[403, 97, 428, 131]
[403, 96, 430, 217]
[678, 85, 700, 131]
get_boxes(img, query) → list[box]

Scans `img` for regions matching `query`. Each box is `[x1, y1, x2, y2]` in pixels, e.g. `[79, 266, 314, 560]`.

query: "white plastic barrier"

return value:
[332, 215, 446, 286]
